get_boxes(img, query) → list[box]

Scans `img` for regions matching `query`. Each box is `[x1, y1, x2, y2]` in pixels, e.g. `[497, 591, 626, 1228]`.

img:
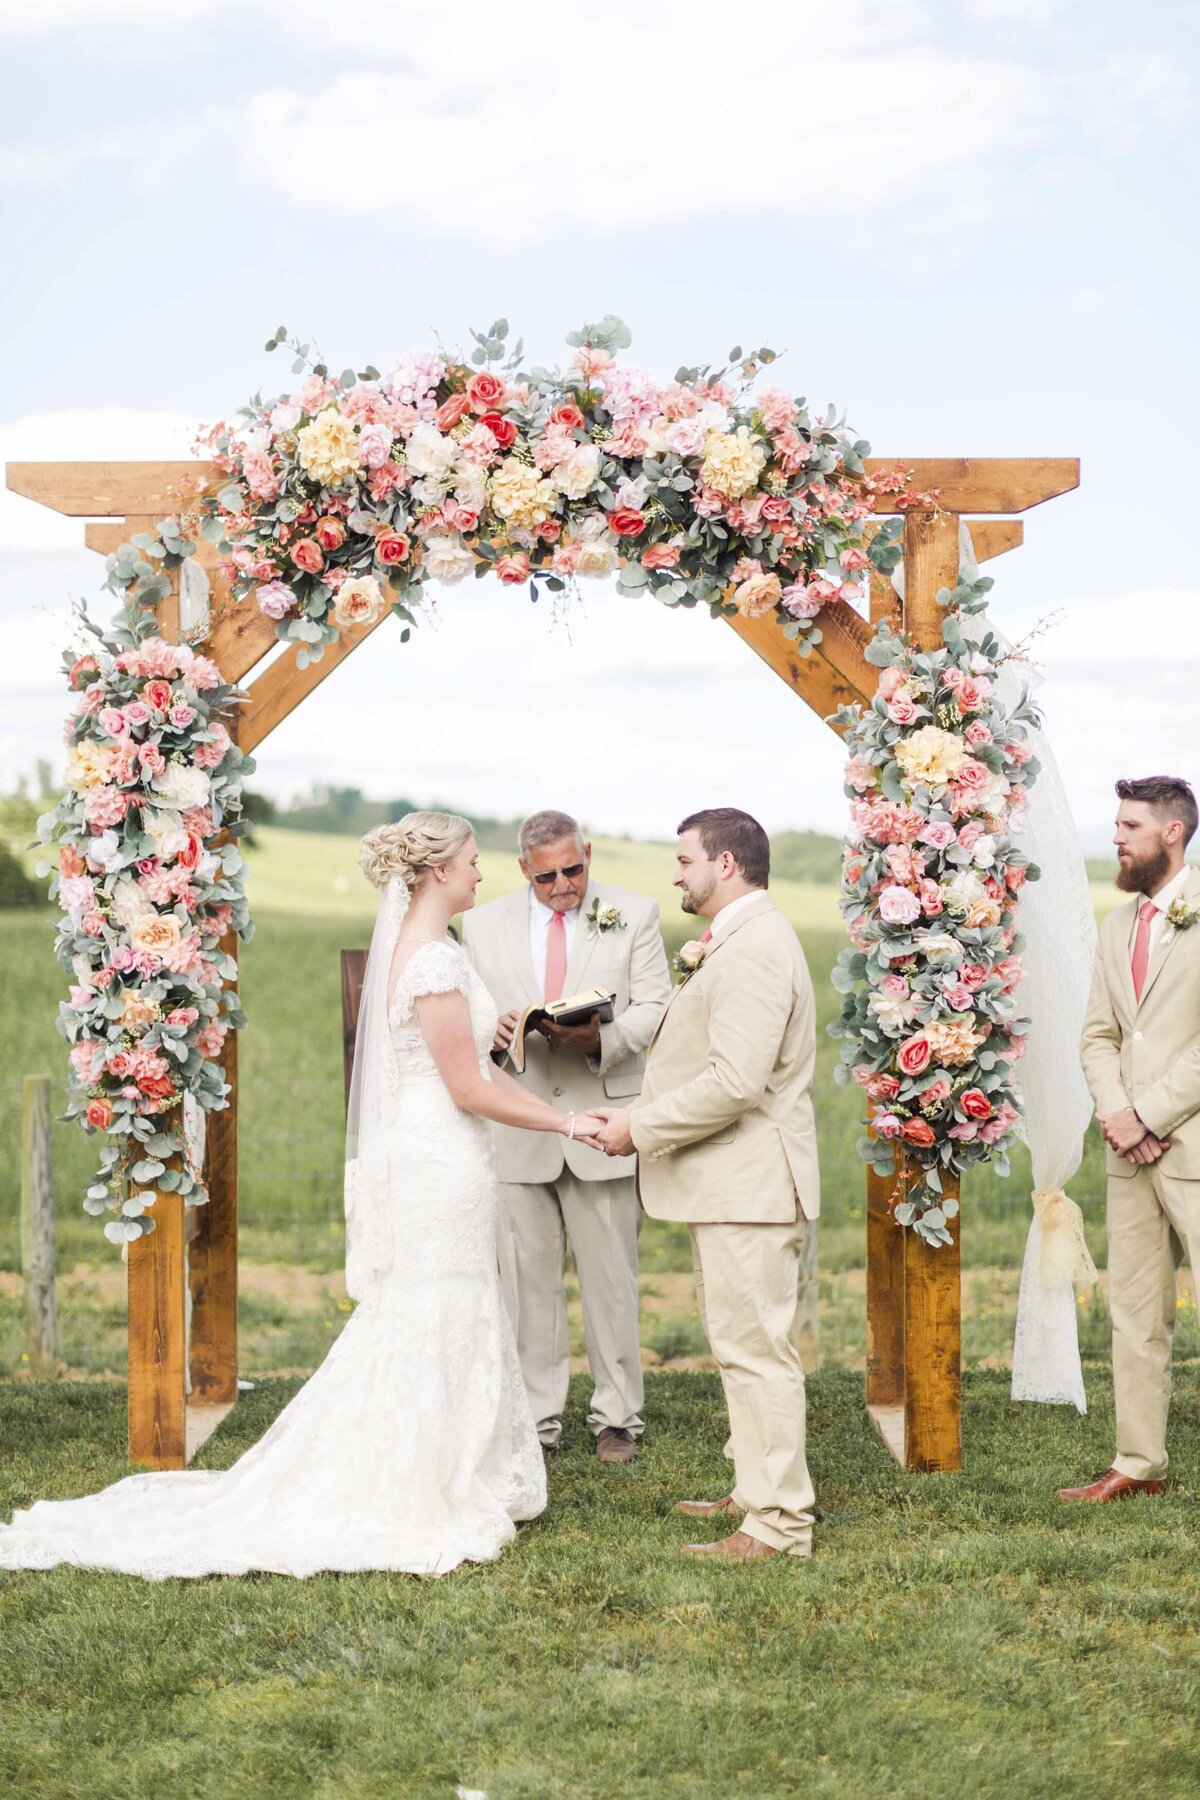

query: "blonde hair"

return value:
[358, 811, 474, 893]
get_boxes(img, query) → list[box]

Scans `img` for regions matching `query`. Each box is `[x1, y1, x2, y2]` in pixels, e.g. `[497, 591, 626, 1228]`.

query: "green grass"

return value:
[1, 1369, 1198, 1799]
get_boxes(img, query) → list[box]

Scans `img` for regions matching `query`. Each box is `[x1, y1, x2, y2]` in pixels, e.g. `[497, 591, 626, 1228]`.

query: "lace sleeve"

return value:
[391, 940, 471, 1022]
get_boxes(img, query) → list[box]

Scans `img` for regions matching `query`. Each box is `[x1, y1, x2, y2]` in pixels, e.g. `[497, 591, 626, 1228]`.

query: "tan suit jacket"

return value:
[1080, 865, 1200, 1179]
[462, 879, 671, 1184]
[631, 894, 819, 1224]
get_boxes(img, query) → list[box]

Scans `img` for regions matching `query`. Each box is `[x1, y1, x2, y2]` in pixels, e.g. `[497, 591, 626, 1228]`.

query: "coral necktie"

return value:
[699, 927, 713, 944]
[545, 909, 567, 1002]
[1131, 900, 1156, 1002]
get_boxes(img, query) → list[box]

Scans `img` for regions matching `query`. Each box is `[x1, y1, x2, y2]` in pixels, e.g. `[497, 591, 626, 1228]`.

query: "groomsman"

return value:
[1067, 774, 1200, 1501]
[462, 810, 671, 1462]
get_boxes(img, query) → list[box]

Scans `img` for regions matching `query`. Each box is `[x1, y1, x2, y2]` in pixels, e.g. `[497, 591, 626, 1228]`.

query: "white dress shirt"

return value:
[1127, 865, 1190, 961]
[708, 888, 767, 944]
[529, 887, 581, 997]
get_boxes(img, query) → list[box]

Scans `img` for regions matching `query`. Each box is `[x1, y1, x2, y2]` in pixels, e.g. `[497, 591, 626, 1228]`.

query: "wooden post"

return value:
[127, 1191, 187, 1466]
[188, 976, 239, 1408]
[21, 1074, 58, 1375]
[899, 508, 963, 1472]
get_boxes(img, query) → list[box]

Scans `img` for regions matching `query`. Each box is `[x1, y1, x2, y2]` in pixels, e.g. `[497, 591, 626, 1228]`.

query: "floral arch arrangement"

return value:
[39, 316, 1037, 1245]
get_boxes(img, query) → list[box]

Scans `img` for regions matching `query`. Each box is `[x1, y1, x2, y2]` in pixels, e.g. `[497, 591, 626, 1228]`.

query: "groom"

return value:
[594, 808, 819, 1559]
[1066, 774, 1200, 1502]
[462, 809, 671, 1462]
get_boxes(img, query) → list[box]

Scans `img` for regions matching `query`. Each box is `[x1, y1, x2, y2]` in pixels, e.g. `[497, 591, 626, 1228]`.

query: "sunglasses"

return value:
[531, 863, 586, 887]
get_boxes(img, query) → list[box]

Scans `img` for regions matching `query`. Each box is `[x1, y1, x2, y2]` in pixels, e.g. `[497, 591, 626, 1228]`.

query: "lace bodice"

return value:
[388, 938, 498, 1078]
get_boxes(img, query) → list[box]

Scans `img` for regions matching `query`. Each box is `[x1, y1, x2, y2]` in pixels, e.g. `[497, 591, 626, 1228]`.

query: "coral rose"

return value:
[85, 1097, 113, 1131]
[315, 515, 347, 551]
[960, 1088, 994, 1120]
[901, 1118, 937, 1148]
[375, 531, 411, 565]
[466, 371, 507, 411]
[143, 679, 173, 714]
[642, 542, 680, 571]
[897, 1034, 932, 1076]
[550, 403, 586, 430]
[495, 553, 531, 585]
[607, 508, 646, 537]
[291, 538, 325, 575]
[432, 393, 469, 431]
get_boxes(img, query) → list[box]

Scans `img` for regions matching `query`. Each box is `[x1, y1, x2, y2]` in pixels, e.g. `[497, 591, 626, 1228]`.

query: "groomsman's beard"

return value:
[679, 874, 717, 915]
[1115, 843, 1171, 895]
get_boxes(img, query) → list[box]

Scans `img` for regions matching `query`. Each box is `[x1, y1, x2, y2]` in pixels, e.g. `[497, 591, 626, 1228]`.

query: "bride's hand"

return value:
[563, 1110, 606, 1144]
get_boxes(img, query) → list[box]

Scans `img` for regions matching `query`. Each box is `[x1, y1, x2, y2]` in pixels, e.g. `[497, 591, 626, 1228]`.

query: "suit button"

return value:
[553, 1087, 563, 1097]
[1133, 1031, 1144, 1041]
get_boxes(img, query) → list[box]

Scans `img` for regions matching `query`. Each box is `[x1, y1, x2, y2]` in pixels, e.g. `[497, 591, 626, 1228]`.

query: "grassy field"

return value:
[0, 827, 1147, 1380]
[2, 1368, 1198, 1798]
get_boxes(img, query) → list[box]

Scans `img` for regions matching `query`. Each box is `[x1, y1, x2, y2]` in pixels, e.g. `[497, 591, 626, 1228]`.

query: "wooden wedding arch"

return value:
[8, 455, 1078, 1472]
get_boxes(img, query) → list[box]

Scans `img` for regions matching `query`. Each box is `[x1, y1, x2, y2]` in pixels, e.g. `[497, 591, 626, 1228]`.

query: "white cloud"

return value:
[0, 408, 200, 550]
[0, 2, 1188, 261]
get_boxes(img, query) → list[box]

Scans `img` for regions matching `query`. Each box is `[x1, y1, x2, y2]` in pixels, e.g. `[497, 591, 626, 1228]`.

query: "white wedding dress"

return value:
[0, 935, 546, 1579]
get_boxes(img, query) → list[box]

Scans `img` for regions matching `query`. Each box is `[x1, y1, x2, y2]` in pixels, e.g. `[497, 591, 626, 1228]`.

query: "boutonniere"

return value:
[586, 898, 627, 936]
[1165, 896, 1199, 932]
[672, 938, 709, 984]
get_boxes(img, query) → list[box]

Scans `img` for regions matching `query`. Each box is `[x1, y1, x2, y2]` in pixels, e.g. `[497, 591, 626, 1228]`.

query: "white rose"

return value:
[332, 575, 387, 631]
[976, 773, 1011, 816]
[411, 475, 452, 507]
[551, 443, 600, 501]
[867, 990, 921, 1035]
[971, 834, 997, 868]
[614, 473, 650, 509]
[269, 403, 302, 433]
[576, 541, 618, 580]
[945, 870, 985, 914]
[405, 423, 458, 481]
[151, 762, 211, 812]
[575, 510, 610, 543]
[422, 535, 476, 586]
[237, 426, 270, 456]
[915, 931, 964, 965]
[111, 875, 154, 926]
[453, 464, 486, 512]
[144, 807, 189, 861]
[86, 830, 124, 874]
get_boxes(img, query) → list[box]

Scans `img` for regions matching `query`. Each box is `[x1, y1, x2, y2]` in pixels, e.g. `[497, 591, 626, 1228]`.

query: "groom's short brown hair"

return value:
[677, 808, 770, 888]
[1115, 776, 1197, 847]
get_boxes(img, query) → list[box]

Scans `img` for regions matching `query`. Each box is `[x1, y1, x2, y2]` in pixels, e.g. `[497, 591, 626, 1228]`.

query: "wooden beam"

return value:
[6, 460, 208, 517]
[238, 604, 397, 754]
[864, 458, 1078, 515]
[127, 1191, 187, 1468]
[967, 518, 1023, 563]
[723, 614, 869, 731]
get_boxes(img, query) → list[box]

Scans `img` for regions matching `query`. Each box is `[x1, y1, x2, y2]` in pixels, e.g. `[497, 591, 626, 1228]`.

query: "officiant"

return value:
[463, 809, 671, 1463]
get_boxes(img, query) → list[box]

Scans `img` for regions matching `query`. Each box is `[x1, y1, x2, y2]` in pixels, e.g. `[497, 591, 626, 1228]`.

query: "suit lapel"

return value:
[563, 882, 604, 995]
[1109, 897, 1140, 1021]
[504, 887, 540, 1000]
[648, 893, 776, 1052]
[1136, 867, 1200, 1011]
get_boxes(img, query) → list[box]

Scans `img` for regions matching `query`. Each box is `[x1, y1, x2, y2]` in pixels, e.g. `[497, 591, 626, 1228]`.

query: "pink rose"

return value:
[495, 553, 531, 585]
[256, 580, 297, 620]
[866, 1072, 900, 1102]
[466, 371, 507, 412]
[956, 758, 990, 792]
[918, 820, 955, 851]
[839, 547, 872, 571]
[877, 667, 908, 702]
[957, 820, 984, 851]
[291, 538, 325, 574]
[922, 1077, 951, 1107]
[123, 701, 151, 730]
[880, 974, 910, 998]
[873, 1111, 903, 1139]
[642, 543, 680, 571]
[941, 980, 975, 1011]
[887, 692, 918, 726]
[959, 964, 988, 991]
[964, 721, 992, 748]
[954, 676, 991, 713]
[358, 423, 394, 468]
[878, 884, 921, 925]
[169, 704, 196, 729]
[780, 583, 822, 621]
[98, 707, 127, 738]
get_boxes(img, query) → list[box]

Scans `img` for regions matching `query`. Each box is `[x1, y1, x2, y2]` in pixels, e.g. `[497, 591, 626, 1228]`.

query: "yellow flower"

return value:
[65, 740, 116, 791]
[296, 409, 363, 486]
[732, 571, 782, 618]
[924, 1017, 980, 1066]
[488, 458, 556, 532]
[119, 991, 160, 1029]
[894, 725, 967, 789]
[700, 426, 767, 499]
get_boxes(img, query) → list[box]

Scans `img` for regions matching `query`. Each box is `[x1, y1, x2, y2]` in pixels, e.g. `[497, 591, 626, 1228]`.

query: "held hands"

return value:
[492, 1011, 520, 1055]
[588, 1107, 636, 1158]
[563, 1110, 607, 1150]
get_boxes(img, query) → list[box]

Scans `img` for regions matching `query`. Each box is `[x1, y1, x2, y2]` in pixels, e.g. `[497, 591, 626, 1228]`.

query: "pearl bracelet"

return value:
[567, 1112, 577, 1140]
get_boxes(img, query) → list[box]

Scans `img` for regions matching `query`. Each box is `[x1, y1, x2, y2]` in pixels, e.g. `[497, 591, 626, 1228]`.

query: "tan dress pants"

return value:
[691, 1213, 815, 1555]
[1108, 1164, 1200, 1481]
[496, 1171, 645, 1448]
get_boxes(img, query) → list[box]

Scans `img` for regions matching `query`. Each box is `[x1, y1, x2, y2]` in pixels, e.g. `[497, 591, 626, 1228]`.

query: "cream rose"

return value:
[111, 875, 154, 927]
[151, 762, 211, 812]
[65, 741, 116, 791]
[405, 422, 458, 483]
[923, 1017, 980, 1066]
[733, 570, 782, 618]
[700, 425, 767, 499]
[332, 575, 387, 631]
[422, 535, 476, 586]
[295, 408, 363, 486]
[894, 725, 967, 789]
[489, 458, 557, 532]
[119, 990, 160, 1029]
[575, 540, 618, 580]
[550, 443, 600, 501]
[129, 913, 184, 956]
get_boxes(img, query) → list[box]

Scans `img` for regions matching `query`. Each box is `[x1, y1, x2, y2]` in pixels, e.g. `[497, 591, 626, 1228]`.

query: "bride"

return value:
[0, 812, 604, 1579]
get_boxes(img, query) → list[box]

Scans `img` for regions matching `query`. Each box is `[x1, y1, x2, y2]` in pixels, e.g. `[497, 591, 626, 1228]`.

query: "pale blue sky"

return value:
[1, 0, 1196, 844]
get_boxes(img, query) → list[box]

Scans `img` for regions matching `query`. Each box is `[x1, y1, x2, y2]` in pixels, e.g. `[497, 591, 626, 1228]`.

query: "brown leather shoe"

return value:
[596, 1427, 638, 1464]
[676, 1495, 740, 1520]
[681, 1529, 780, 1560]
[1058, 1467, 1168, 1503]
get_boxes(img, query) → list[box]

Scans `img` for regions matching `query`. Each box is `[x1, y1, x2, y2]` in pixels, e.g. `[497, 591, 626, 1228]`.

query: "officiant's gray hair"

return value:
[518, 810, 585, 858]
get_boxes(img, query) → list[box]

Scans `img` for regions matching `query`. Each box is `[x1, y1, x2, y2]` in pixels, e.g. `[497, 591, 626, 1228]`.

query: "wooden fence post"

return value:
[21, 1074, 58, 1376]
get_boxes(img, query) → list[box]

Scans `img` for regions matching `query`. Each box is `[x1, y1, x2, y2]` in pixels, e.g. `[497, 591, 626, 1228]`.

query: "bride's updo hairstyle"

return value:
[359, 811, 474, 894]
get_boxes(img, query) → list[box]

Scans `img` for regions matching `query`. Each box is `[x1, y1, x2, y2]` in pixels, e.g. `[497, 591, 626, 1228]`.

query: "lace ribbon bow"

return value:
[1032, 1188, 1098, 1289]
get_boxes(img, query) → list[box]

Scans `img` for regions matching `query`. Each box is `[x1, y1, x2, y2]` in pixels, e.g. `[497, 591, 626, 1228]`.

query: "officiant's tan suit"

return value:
[1080, 864, 1200, 1481]
[632, 890, 819, 1554]
[463, 879, 670, 1447]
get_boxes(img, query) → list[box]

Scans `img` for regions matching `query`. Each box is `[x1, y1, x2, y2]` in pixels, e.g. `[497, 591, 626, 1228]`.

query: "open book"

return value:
[506, 987, 617, 1074]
